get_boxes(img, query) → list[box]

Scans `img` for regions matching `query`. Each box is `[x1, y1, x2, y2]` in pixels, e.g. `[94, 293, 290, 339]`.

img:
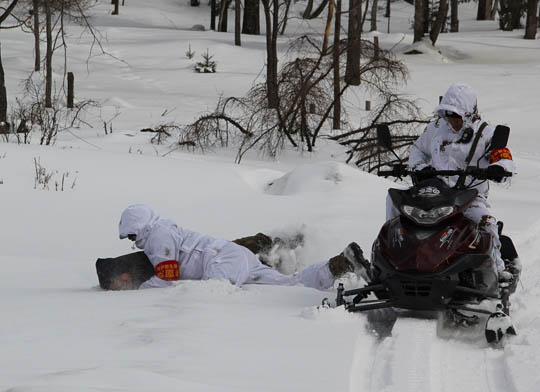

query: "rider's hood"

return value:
[119, 204, 160, 249]
[434, 83, 478, 128]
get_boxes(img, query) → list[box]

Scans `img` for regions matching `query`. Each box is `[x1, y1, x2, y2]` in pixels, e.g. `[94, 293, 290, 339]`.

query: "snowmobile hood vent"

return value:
[389, 178, 478, 214]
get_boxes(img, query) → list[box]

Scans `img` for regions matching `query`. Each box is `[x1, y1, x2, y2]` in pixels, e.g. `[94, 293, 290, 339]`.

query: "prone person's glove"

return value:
[486, 164, 506, 182]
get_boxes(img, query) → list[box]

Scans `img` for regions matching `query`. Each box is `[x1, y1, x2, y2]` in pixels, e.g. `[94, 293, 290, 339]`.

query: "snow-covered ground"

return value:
[1, 1, 540, 391]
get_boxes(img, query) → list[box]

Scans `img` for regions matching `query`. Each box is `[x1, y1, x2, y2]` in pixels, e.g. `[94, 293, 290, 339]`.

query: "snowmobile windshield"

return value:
[389, 178, 477, 226]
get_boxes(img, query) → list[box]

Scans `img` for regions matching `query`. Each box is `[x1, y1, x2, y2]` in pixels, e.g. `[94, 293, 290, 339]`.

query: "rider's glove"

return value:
[487, 164, 506, 182]
[416, 166, 436, 182]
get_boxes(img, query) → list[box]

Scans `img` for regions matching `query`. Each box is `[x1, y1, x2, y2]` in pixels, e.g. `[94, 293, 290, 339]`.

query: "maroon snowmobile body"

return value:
[334, 124, 519, 343]
[339, 177, 500, 313]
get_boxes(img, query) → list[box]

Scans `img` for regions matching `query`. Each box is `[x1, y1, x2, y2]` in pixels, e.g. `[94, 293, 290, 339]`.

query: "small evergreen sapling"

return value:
[195, 49, 217, 73]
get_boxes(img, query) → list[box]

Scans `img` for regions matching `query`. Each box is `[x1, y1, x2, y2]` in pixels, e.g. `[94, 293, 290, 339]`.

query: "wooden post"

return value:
[365, 100, 371, 111]
[112, 0, 119, 15]
[374, 36, 380, 59]
[439, 95, 443, 103]
[67, 72, 74, 109]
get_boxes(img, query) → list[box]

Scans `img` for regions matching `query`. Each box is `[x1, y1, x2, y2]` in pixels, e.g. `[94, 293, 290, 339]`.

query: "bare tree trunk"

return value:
[489, 0, 499, 19]
[33, 0, 40, 71]
[211, 0, 216, 30]
[450, 0, 459, 31]
[218, 0, 230, 32]
[235, 0, 241, 45]
[280, 0, 293, 35]
[322, 0, 335, 53]
[333, 0, 342, 129]
[525, 0, 539, 38]
[242, 0, 260, 34]
[423, 0, 430, 33]
[0, 43, 7, 130]
[371, 0, 378, 31]
[361, 0, 370, 30]
[511, 0, 522, 28]
[306, 0, 331, 19]
[112, 0, 119, 15]
[414, 0, 425, 42]
[263, 0, 278, 108]
[477, 0, 487, 19]
[303, 0, 314, 17]
[345, 0, 361, 85]
[484, 0, 493, 18]
[385, 0, 390, 17]
[45, 1, 53, 108]
[430, 0, 449, 45]
[0, 0, 21, 129]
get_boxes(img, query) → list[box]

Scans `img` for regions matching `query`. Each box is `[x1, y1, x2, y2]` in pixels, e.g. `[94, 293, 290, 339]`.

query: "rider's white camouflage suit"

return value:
[386, 83, 515, 272]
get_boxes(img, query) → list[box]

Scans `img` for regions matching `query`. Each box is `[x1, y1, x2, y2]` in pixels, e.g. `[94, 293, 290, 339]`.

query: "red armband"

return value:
[155, 260, 180, 281]
[490, 148, 512, 163]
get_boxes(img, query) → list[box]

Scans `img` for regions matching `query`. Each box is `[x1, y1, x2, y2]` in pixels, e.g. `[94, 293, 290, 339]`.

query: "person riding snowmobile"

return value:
[96, 204, 365, 290]
[386, 82, 516, 278]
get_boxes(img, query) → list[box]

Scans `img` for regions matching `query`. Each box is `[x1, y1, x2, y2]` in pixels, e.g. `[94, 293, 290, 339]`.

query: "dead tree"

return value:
[178, 36, 426, 168]
[331, 94, 429, 171]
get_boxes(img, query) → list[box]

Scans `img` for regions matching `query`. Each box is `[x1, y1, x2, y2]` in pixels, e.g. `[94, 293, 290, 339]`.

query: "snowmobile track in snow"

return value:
[348, 316, 517, 392]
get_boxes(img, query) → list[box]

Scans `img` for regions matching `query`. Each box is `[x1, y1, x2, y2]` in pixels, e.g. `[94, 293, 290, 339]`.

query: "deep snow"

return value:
[1, 1, 540, 391]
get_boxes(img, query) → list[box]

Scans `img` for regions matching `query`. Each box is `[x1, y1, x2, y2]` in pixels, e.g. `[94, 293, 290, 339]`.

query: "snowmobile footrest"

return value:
[347, 300, 395, 312]
[343, 284, 384, 297]
[448, 305, 494, 316]
[454, 285, 500, 299]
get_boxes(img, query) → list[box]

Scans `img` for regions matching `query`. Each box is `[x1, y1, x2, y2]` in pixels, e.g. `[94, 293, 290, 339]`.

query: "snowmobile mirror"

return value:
[491, 125, 509, 151]
[376, 124, 392, 150]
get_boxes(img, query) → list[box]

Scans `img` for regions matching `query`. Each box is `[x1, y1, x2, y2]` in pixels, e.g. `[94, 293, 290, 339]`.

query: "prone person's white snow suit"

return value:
[386, 83, 516, 272]
[119, 204, 334, 290]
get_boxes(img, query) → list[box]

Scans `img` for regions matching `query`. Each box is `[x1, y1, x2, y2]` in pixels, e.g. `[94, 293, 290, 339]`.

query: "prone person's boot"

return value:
[233, 233, 273, 255]
[328, 242, 370, 282]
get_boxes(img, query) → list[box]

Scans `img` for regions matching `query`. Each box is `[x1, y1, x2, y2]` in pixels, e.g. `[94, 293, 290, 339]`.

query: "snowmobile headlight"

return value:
[402, 205, 455, 225]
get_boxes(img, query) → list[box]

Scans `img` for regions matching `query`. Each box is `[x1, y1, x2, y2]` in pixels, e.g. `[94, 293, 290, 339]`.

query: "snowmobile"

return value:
[334, 124, 521, 344]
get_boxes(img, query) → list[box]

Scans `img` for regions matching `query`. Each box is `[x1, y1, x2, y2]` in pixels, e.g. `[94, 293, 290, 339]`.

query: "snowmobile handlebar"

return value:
[377, 166, 512, 182]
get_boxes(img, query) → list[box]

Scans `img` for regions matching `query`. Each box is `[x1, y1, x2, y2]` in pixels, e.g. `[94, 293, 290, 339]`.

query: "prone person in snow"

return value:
[96, 204, 365, 291]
